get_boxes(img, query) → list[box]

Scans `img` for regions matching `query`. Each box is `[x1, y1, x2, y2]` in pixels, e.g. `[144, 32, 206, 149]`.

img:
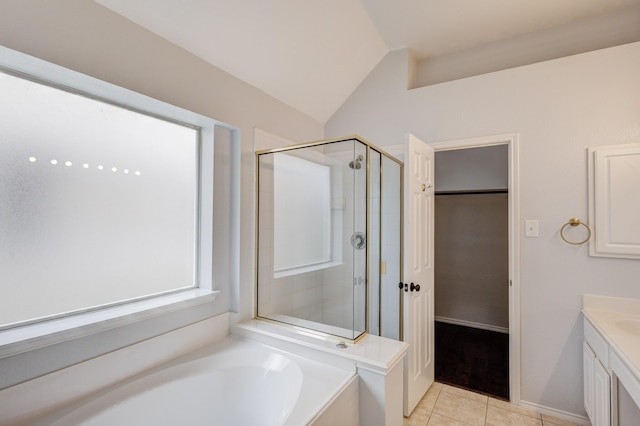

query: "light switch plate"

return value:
[525, 220, 539, 237]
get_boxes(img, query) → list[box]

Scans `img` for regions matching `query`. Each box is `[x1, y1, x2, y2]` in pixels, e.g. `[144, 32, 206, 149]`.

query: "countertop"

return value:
[583, 294, 640, 378]
[582, 294, 640, 405]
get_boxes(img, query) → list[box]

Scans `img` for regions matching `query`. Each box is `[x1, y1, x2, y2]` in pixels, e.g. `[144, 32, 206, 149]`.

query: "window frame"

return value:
[0, 45, 230, 358]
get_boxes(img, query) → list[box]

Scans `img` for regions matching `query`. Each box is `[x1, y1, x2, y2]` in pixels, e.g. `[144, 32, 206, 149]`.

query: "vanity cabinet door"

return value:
[594, 359, 611, 426]
[584, 341, 595, 421]
[584, 338, 612, 426]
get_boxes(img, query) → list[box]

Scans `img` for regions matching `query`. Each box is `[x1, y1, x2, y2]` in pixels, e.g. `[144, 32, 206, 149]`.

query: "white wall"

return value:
[0, 0, 322, 388]
[411, 4, 640, 88]
[326, 43, 640, 417]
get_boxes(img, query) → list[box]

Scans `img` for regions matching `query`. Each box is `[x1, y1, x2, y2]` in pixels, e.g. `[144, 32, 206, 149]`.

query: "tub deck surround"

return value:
[233, 319, 408, 426]
[233, 319, 408, 372]
[582, 294, 640, 407]
[24, 336, 358, 426]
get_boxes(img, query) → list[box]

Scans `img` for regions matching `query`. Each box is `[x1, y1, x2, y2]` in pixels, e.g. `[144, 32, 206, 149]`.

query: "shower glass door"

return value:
[380, 155, 402, 339]
[256, 138, 367, 341]
[368, 151, 402, 339]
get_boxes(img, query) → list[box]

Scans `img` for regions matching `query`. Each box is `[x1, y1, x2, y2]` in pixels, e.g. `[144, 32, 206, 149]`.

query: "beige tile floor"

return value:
[404, 383, 583, 426]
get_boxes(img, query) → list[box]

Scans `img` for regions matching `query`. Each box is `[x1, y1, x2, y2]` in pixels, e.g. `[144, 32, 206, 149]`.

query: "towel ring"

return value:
[560, 218, 591, 245]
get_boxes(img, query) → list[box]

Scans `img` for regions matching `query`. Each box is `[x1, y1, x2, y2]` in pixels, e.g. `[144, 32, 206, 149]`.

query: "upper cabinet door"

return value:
[589, 143, 640, 259]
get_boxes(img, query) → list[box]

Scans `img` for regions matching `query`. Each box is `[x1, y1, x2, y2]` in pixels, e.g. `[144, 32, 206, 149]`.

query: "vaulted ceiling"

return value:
[94, 0, 640, 123]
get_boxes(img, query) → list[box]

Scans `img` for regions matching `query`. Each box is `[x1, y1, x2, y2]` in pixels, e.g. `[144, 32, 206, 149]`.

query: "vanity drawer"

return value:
[584, 318, 609, 368]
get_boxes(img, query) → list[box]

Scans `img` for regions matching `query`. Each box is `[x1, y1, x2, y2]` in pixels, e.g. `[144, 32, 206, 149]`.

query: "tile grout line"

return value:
[428, 385, 442, 424]
[483, 395, 488, 426]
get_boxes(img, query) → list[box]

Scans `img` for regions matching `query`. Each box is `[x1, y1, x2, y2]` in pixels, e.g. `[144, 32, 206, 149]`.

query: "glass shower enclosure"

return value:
[256, 136, 403, 342]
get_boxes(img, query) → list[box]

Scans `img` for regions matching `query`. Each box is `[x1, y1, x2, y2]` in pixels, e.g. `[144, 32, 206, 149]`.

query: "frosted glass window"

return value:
[0, 70, 198, 327]
[273, 153, 331, 271]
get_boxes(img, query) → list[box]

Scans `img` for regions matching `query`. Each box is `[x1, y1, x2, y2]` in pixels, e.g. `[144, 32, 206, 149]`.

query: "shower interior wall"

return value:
[277, 159, 356, 329]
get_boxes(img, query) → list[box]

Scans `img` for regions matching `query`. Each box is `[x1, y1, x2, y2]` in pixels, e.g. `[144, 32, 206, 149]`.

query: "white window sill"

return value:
[0, 289, 219, 359]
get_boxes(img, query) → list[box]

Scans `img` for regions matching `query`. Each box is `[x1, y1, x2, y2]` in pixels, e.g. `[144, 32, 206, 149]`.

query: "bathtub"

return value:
[26, 336, 358, 426]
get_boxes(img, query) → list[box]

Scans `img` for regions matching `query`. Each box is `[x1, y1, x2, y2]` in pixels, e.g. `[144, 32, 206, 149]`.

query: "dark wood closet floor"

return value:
[435, 321, 509, 400]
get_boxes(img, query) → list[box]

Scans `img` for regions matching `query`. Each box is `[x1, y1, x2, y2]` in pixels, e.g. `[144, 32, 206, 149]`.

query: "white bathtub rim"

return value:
[25, 335, 356, 426]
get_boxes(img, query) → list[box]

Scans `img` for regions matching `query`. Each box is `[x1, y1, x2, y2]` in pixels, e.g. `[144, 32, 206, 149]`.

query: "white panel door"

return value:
[403, 134, 435, 416]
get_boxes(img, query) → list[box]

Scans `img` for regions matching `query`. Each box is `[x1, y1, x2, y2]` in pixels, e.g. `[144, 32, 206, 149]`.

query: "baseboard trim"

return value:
[519, 400, 590, 425]
[435, 316, 509, 334]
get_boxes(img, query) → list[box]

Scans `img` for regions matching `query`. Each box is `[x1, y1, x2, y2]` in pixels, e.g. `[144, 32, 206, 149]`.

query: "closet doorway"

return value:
[431, 136, 519, 402]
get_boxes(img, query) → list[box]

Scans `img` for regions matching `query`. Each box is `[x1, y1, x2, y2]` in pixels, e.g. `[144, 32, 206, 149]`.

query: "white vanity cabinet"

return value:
[583, 295, 640, 426]
[584, 318, 612, 426]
